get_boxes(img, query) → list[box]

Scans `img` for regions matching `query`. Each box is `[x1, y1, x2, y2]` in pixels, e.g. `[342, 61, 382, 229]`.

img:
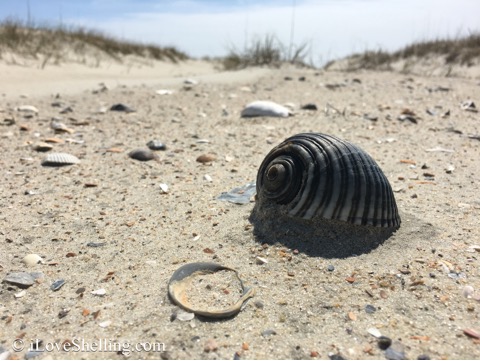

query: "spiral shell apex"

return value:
[256, 133, 401, 228]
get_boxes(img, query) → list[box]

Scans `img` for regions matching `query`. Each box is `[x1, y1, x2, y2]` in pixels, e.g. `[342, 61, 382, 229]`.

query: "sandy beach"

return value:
[1, 56, 479, 360]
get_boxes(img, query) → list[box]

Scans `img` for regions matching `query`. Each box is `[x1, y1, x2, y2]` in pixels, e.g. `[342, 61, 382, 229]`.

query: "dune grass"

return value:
[222, 34, 312, 70]
[0, 18, 189, 67]
[324, 33, 480, 71]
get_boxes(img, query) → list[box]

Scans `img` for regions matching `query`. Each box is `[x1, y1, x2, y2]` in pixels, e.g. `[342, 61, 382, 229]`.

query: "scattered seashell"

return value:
[23, 254, 43, 267]
[91, 288, 106, 296]
[367, 327, 383, 338]
[203, 174, 213, 182]
[176, 310, 195, 321]
[425, 147, 454, 153]
[50, 120, 73, 134]
[15, 290, 26, 298]
[168, 262, 254, 318]
[255, 256, 268, 265]
[463, 285, 474, 298]
[196, 153, 216, 163]
[461, 100, 477, 112]
[156, 89, 174, 95]
[464, 328, 480, 339]
[110, 103, 135, 113]
[128, 148, 159, 162]
[241, 101, 292, 118]
[445, 164, 455, 174]
[184, 79, 198, 85]
[146, 140, 167, 151]
[51, 279, 65, 291]
[2, 114, 15, 126]
[32, 142, 53, 152]
[253, 133, 400, 228]
[3, 272, 41, 287]
[16, 105, 39, 114]
[41, 153, 80, 167]
[217, 182, 256, 204]
[159, 183, 169, 194]
[98, 320, 112, 328]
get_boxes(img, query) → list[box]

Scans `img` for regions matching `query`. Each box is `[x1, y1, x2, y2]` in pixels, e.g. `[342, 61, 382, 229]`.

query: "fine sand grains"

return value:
[0, 65, 479, 359]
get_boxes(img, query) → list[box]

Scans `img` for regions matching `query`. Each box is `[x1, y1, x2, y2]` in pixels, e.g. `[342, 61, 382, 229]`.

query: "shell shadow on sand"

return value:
[249, 206, 436, 259]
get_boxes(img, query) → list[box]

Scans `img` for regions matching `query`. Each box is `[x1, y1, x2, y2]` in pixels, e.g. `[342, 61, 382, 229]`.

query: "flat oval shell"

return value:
[241, 100, 291, 118]
[255, 133, 400, 228]
[168, 262, 254, 318]
[41, 153, 80, 167]
[128, 148, 158, 161]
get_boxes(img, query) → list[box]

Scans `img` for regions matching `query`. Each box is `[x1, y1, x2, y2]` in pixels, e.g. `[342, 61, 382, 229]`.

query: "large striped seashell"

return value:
[255, 133, 400, 228]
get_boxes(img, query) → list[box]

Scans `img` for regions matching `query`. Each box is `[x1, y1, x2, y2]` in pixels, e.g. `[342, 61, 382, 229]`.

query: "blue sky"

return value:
[1, 0, 480, 65]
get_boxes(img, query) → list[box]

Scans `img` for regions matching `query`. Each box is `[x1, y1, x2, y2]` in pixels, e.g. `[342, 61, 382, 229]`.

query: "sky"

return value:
[1, 0, 480, 65]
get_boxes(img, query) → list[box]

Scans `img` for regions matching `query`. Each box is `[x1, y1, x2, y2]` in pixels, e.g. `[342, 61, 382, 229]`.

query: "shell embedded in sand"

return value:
[168, 262, 254, 318]
[241, 100, 292, 118]
[255, 132, 400, 228]
[41, 152, 80, 167]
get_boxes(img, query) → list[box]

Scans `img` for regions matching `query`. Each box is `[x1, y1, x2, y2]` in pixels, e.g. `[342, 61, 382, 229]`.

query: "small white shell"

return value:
[23, 254, 43, 266]
[41, 153, 80, 167]
[241, 101, 291, 118]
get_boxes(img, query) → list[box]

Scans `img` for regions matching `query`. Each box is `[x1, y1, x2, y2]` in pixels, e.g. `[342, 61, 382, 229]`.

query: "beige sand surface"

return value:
[0, 59, 479, 360]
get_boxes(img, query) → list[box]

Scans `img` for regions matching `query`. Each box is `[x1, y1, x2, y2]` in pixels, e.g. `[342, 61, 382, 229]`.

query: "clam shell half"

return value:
[168, 262, 254, 318]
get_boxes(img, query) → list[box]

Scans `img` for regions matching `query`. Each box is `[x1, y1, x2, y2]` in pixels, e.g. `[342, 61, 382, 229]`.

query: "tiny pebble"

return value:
[327, 265, 335, 272]
[378, 336, 392, 350]
[254, 301, 264, 309]
[365, 304, 377, 314]
[147, 140, 167, 150]
[196, 154, 216, 163]
[203, 338, 218, 352]
[87, 242, 106, 247]
[204, 174, 213, 182]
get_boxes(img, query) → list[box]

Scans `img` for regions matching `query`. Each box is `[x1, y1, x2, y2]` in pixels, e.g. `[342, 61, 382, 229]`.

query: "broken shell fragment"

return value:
[41, 153, 80, 167]
[168, 262, 254, 318]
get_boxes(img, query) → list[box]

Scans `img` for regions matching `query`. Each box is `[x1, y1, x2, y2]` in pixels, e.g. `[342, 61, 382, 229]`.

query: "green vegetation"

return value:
[0, 18, 189, 67]
[324, 33, 480, 71]
[222, 34, 311, 70]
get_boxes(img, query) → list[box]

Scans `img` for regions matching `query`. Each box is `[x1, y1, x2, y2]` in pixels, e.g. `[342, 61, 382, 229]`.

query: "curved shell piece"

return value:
[168, 262, 254, 319]
[256, 133, 400, 228]
[241, 100, 291, 118]
[41, 152, 80, 167]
